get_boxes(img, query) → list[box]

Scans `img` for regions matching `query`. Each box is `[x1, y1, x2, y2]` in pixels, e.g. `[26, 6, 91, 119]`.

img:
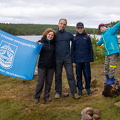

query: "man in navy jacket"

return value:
[55, 18, 80, 99]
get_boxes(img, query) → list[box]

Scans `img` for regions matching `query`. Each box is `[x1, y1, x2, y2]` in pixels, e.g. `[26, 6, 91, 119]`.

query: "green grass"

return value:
[0, 60, 120, 120]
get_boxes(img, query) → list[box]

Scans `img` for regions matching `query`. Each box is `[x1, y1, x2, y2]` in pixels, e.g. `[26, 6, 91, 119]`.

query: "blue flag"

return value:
[0, 30, 43, 80]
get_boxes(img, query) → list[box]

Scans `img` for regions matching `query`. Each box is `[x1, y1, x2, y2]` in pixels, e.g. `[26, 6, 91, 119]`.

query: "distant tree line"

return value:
[0, 20, 119, 35]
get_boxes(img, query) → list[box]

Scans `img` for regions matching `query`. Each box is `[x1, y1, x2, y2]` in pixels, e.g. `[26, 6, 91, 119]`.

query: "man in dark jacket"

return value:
[55, 18, 80, 99]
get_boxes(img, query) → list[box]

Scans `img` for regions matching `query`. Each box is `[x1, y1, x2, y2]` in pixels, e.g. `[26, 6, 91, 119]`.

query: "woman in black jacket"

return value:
[72, 22, 93, 96]
[34, 28, 56, 103]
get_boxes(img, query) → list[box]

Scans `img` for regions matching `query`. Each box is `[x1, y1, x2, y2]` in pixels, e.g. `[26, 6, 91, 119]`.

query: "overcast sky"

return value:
[0, 0, 120, 28]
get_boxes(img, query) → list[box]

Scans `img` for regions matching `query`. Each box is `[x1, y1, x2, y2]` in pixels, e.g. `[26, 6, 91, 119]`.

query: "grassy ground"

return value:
[0, 60, 120, 120]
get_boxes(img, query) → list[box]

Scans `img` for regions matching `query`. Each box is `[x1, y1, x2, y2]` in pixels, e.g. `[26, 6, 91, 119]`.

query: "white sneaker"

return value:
[55, 93, 61, 99]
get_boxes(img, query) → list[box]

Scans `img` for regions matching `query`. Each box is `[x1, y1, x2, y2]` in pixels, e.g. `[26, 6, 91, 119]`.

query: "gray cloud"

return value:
[0, 0, 120, 28]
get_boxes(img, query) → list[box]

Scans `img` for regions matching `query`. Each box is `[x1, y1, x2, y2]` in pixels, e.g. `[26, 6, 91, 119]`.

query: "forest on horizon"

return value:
[0, 20, 119, 35]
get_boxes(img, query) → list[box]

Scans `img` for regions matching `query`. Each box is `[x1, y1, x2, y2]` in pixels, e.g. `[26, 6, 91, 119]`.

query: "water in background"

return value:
[18, 36, 42, 42]
[18, 35, 99, 42]
[91, 34, 120, 40]
[18, 35, 120, 42]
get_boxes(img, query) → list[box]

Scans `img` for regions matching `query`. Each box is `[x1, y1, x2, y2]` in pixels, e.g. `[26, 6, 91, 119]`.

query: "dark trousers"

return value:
[55, 59, 77, 95]
[76, 62, 91, 90]
[34, 68, 54, 99]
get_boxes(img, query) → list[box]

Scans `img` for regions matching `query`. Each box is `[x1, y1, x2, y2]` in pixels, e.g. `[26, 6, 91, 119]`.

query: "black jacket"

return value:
[38, 37, 55, 69]
[71, 32, 93, 63]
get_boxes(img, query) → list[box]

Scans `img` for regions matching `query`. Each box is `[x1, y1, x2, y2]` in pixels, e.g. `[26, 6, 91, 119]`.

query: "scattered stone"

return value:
[93, 114, 100, 120]
[114, 79, 120, 92]
[114, 101, 120, 107]
[102, 85, 119, 97]
[81, 107, 93, 116]
[81, 114, 92, 120]
[81, 107, 100, 120]
[93, 109, 100, 116]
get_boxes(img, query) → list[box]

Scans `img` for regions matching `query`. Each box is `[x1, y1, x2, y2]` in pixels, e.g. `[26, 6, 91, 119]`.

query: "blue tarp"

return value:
[0, 30, 43, 80]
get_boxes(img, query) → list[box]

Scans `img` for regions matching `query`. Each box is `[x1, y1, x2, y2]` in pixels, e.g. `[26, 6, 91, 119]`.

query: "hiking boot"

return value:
[55, 93, 61, 99]
[86, 89, 92, 95]
[34, 98, 40, 103]
[73, 93, 80, 99]
[78, 89, 82, 96]
[44, 98, 52, 102]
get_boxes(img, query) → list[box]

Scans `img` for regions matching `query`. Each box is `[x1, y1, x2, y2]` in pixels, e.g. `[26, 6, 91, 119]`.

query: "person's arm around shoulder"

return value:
[70, 32, 74, 42]
[72, 63, 76, 67]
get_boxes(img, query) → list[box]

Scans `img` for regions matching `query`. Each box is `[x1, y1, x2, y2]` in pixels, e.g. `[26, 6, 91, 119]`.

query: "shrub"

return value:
[92, 37, 105, 63]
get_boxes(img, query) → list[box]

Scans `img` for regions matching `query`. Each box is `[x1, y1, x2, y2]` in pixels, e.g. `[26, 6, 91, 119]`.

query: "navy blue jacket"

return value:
[55, 30, 74, 60]
[71, 32, 93, 63]
[38, 37, 55, 69]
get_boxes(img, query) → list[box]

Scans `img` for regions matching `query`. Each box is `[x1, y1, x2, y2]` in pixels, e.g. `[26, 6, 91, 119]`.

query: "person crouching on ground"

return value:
[97, 22, 120, 85]
[71, 22, 94, 96]
[34, 28, 56, 103]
